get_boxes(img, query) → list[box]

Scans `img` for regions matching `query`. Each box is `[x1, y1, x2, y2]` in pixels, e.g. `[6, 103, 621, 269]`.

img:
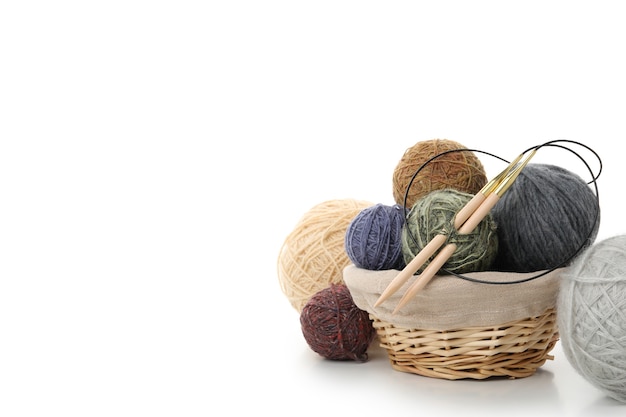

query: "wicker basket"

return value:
[343, 265, 562, 380]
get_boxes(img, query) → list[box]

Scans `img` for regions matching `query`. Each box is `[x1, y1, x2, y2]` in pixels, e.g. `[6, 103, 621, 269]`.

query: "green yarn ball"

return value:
[401, 188, 499, 274]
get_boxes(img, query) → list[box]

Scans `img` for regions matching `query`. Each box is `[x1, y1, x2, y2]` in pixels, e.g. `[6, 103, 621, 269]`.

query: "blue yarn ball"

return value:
[345, 203, 406, 270]
[491, 163, 600, 272]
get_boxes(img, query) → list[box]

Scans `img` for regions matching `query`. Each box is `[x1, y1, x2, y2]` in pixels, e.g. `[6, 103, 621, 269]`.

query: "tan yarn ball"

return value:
[392, 139, 488, 208]
[278, 199, 373, 312]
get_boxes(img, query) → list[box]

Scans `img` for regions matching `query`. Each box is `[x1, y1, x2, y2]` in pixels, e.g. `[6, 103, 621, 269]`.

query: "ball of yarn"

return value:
[401, 188, 498, 274]
[300, 283, 376, 361]
[345, 203, 406, 271]
[278, 199, 373, 312]
[392, 138, 487, 208]
[491, 163, 600, 272]
[557, 235, 626, 403]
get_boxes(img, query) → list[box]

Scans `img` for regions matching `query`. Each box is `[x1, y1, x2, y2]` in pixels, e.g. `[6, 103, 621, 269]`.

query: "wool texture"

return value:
[401, 188, 498, 274]
[392, 139, 487, 209]
[300, 284, 376, 362]
[557, 234, 626, 403]
[277, 199, 373, 312]
[345, 203, 406, 271]
[491, 163, 600, 272]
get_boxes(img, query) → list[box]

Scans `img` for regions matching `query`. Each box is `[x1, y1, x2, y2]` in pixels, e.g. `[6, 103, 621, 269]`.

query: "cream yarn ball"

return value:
[277, 199, 373, 312]
[557, 234, 626, 403]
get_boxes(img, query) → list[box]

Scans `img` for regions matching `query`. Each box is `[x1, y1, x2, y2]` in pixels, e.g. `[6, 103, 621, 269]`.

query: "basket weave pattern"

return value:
[371, 307, 558, 380]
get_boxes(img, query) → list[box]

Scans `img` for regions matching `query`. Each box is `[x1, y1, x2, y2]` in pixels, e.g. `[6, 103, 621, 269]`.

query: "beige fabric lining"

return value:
[343, 264, 562, 330]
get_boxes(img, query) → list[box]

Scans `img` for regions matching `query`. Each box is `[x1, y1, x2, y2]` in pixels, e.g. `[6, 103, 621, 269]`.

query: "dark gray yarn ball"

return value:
[491, 163, 600, 272]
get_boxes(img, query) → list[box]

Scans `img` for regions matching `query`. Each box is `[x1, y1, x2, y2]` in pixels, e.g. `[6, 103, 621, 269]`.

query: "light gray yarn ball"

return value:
[557, 234, 626, 403]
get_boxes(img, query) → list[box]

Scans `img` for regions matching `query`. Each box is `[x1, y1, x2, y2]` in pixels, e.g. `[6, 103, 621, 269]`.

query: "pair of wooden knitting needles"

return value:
[374, 147, 538, 314]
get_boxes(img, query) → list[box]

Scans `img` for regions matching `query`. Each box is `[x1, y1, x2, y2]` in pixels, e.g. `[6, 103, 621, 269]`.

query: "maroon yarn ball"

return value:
[300, 284, 376, 362]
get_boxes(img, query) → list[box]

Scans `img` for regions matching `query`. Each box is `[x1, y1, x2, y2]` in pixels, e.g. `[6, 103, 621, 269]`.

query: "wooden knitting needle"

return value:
[390, 148, 537, 314]
[373, 153, 524, 309]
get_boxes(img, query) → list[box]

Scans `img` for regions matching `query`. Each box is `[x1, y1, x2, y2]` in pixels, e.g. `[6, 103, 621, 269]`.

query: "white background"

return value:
[1, 1, 625, 416]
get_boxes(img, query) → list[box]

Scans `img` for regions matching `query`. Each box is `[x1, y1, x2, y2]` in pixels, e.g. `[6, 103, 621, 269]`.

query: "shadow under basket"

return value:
[343, 265, 562, 380]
